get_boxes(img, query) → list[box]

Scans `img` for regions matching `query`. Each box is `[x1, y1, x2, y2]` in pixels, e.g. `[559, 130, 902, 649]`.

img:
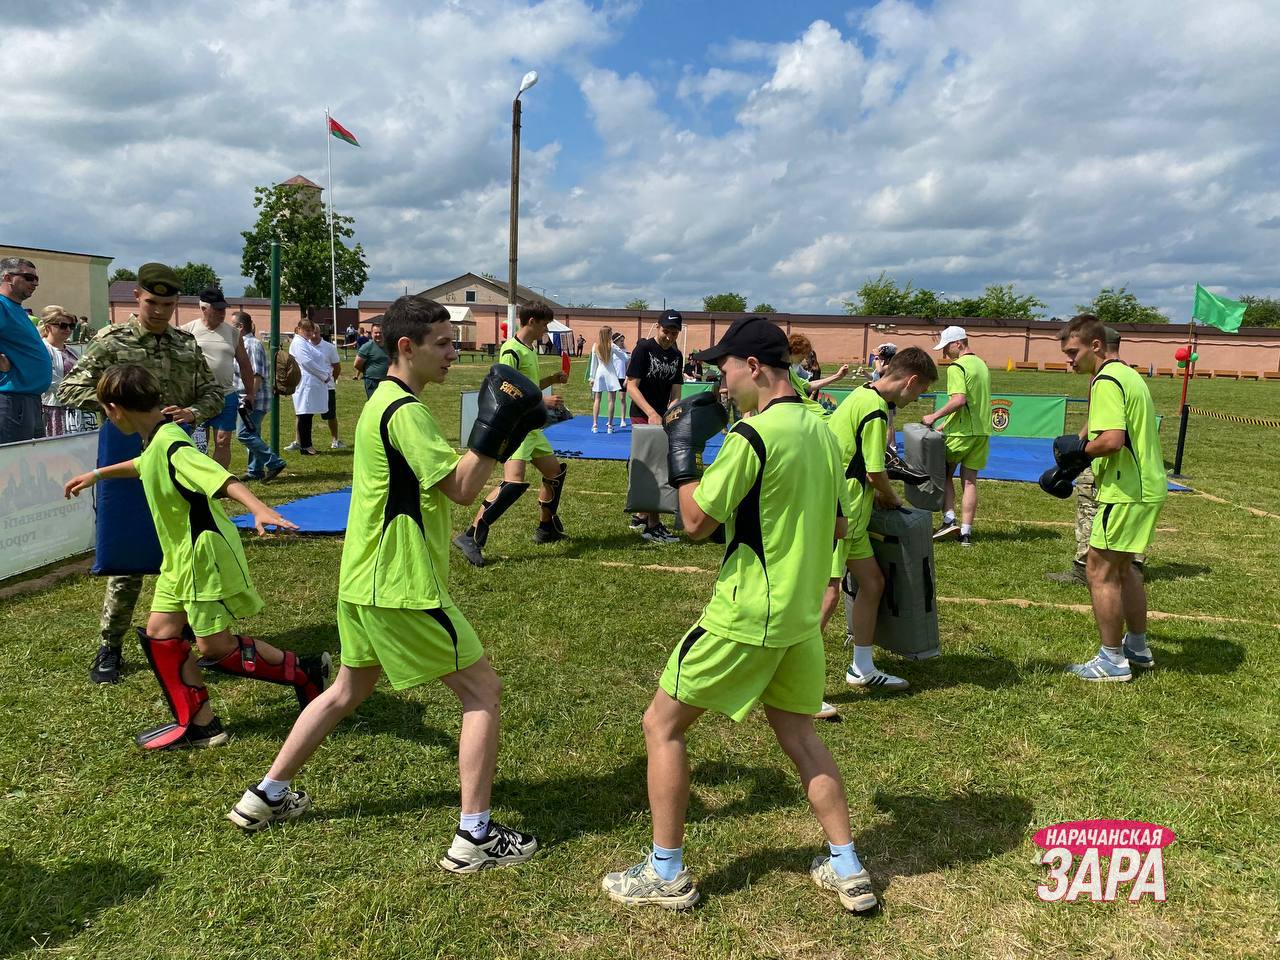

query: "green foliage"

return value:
[240, 184, 368, 319]
[1241, 295, 1280, 328]
[703, 292, 748, 312]
[109, 267, 136, 283]
[751, 302, 777, 314]
[1076, 286, 1167, 325]
[174, 262, 220, 297]
[623, 298, 649, 310]
[845, 273, 1044, 319]
[242, 284, 264, 299]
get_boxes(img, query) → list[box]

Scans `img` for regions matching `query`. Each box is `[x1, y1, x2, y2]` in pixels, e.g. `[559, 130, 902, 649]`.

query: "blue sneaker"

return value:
[1123, 643, 1156, 669]
[1068, 652, 1132, 682]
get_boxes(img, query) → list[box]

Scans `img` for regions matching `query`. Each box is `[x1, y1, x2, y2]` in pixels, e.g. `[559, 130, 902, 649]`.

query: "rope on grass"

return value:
[1187, 406, 1280, 429]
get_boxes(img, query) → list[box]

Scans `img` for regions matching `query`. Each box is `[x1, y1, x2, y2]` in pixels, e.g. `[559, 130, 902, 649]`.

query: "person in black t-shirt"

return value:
[625, 309, 684, 543]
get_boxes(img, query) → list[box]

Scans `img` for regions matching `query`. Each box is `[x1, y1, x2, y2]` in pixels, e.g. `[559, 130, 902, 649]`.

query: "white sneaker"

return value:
[602, 858, 701, 910]
[813, 700, 839, 720]
[845, 664, 910, 691]
[330, 439, 347, 449]
[592, 423, 599, 434]
[226, 785, 311, 832]
[810, 855, 878, 913]
[438, 821, 539, 874]
[606, 423, 613, 434]
[284, 441, 300, 452]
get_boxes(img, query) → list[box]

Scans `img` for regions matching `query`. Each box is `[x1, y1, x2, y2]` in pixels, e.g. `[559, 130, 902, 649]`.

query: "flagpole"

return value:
[325, 108, 340, 351]
[1172, 317, 1194, 477]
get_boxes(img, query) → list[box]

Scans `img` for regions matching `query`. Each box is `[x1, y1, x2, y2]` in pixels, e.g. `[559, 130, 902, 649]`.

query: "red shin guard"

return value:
[200, 635, 326, 708]
[135, 629, 210, 750]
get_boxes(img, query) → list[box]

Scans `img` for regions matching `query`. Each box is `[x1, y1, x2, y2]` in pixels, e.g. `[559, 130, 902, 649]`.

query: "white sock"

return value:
[960, 523, 972, 535]
[943, 511, 956, 525]
[1100, 645, 1127, 665]
[257, 777, 290, 802]
[460, 809, 491, 839]
[852, 644, 876, 676]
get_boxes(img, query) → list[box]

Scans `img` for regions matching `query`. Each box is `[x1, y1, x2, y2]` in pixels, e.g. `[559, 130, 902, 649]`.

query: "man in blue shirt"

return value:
[0, 257, 52, 443]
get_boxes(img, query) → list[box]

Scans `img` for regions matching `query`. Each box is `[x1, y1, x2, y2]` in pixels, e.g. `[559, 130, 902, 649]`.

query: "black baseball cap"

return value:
[658, 308, 683, 330]
[692, 315, 789, 369]
[199, 286, 229, 308]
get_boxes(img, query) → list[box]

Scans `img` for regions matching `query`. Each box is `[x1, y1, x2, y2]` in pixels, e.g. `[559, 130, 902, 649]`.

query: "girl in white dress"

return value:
[610, 332, 630, 431]
[587, 326, 624, 433]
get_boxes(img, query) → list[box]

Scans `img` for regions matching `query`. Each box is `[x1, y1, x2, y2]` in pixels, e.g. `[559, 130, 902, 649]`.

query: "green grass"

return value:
[2, 363, 1279, 959]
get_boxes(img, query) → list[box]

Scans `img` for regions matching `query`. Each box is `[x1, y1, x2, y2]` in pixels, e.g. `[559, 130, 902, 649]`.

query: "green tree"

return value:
[240, 183, 368, 321]
[1241, 295, 1280, 328]
[624, 298, 650, 310]
[846, 273, 1045, 320]
[174, 262, 220, 297]
[243, 283, 265, 298]
[843, 273, 920, 316]
[110, 267, 137, 283]
[1076, 286, 1167, 325]
[978, 283, 1045, 319]
[751, 302, 776, 314]
[703, 292, 748, 312]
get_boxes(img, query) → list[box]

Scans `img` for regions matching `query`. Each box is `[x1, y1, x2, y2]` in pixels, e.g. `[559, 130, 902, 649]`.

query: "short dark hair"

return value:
[233, 311, 253, 332]
[885, 346, 937, 383]
[519, 301, 553, 325]
[1061, 314, 1107, 347]
[0, 256, 35, 276]
[96, 364, 162, 412]
[382, 295, 451, 360]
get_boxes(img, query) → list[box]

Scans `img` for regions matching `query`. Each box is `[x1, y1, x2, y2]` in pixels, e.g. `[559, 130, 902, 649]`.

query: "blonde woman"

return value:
[587, 326, 626, 433]
[40, 305, 84, 436]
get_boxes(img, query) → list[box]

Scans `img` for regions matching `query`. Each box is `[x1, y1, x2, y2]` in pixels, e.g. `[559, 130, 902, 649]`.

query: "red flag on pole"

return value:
[328, 117, 360, 147]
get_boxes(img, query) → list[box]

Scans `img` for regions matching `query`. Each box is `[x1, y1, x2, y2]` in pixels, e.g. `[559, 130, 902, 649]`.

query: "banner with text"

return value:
[0, 433, 97, 580]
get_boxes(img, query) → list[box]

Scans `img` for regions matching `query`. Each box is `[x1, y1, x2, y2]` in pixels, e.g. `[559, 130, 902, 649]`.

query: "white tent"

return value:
[547, 319, 572, 333]
[445, 305, 476, 328]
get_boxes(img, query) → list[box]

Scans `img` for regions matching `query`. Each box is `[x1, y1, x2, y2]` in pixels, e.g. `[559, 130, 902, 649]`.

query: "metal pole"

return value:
[508, 96, 521, 336]
[325, 108, 340, 344]
[1172, 403, 1190, 477]
[1172, 319, 1196, 478]
[269, 241, 281, 452]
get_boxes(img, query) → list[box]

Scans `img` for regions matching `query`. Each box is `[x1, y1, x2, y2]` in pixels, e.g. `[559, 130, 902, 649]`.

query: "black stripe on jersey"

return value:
[1093, 363, 1144, 500]
[500, 349, 521, 368]
[725, 422, 767, 573]
[379, 396, 425, 535]
[164, 439, 251, 599]
[846, 407, 889, 484]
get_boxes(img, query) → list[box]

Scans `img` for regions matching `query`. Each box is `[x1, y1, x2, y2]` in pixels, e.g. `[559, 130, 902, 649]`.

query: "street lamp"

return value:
[508, 70, 539, 334]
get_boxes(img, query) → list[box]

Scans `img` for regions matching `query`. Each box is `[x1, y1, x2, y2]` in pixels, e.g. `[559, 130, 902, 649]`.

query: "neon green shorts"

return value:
[659, 626, 825, 721]
[1089, 501, 1163, 556]
[151, 584, 264, 638]
[511, 428, 554, 463]
[338, 601, 483, 690]
[830, 530, 874, 579]
[945, 434, 990, 470]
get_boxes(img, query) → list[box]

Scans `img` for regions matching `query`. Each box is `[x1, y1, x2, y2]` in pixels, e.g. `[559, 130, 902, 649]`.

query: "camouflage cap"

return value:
[137, 262, 181, 298]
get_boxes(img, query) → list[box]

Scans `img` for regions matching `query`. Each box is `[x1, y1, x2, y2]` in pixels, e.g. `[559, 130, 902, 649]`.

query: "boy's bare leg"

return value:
[440, 657, 503, 815]
[643, 690, 705, 849]
[265, 664, 382, 781]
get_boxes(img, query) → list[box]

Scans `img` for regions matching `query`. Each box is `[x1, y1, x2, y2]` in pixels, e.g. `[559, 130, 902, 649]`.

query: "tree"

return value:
[845, 273, 1045, 320]
[977, 283, 1045, 320]
[751, 302, 776, 314]
[243, 283, 264, 298]
[624, 298, 650, 310]
[1076, 286, 1166, 325]
[110, 267, 136, 283]
[703, 292, 748, 312]
[1241, 295, 1280, 328]
[174, 262, 220, 297]
[240, 183, 368, 322]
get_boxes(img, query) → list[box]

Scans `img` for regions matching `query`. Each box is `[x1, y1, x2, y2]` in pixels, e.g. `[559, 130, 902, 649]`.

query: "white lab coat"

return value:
[290, 335, 336, 415]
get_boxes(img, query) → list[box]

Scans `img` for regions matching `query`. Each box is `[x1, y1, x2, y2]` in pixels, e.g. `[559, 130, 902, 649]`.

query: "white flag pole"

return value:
[325, 108, 340, 354]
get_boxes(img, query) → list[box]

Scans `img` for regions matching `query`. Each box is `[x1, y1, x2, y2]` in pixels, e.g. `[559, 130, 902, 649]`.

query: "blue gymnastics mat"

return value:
[542, 416, 725, 461]
[232, 487, 353, 535]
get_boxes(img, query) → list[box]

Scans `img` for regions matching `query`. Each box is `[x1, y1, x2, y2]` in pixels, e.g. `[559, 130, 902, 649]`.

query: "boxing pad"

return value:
[467, 364, 546, 462]
[664, 392, 730, 487]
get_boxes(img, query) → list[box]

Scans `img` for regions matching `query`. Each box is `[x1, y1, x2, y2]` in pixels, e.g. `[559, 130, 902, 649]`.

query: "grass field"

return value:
[2, 359, 1279, 960]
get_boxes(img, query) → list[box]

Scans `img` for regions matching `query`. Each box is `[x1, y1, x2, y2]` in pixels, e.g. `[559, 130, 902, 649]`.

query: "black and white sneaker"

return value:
[959, 533, 973, 547]
[642, 523, 678, 544]
[932, 520, 960, 541]
[90, 645, 124, 684]
[139, 716, 230, 750]
[439, 821, 539, 874]
[629, 514, 648, 532]
[227, 784, 312, 832]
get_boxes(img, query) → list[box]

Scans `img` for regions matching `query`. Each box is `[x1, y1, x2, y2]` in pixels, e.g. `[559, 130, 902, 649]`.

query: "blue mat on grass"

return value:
[235, 420, 1183, 534]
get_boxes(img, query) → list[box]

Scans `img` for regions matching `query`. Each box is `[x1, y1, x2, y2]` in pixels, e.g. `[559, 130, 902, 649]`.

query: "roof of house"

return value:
[414, 272, 563, 308]
[1, 242, 112, 261]
[279, 174, 323, 189]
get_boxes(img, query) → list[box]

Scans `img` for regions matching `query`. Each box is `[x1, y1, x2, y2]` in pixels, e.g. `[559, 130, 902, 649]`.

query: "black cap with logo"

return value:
[691, 315, 790, 369]
[198, 286, 229, 308]
[658, 308, 683, 330]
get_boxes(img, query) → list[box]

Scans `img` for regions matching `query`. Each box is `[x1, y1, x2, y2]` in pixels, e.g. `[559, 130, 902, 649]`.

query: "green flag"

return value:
[1193, 284, 1245, 333]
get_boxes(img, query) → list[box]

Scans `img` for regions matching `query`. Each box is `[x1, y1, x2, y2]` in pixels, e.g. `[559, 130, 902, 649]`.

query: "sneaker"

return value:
[959, 533, 973, 547]
[846, 664, 910, 691]
[330, 439, 347, 449]
[300, 447, 320, 456]
[439, 821, 539, 874]
[90, 645, 124, 685]
[606, 423, 613, 434]
[629, 515, 648, 532]
[642, 524, 678, 544]
[227, 784, 312, 832]
[452, 532, 486, 567]
[814, 700, 839, 720]
[601, 858, 701, 910]
[1067, 652, 1132, 682]
[591, 423, 599, 434]
[616, 421, 628, 431]
[139, 716, 230, 750]
[263, 463, 287, 482]
[810, 855, 878, 913]
[533, 518, 567, 544]
[884, 449, 929, 486]
[238, 472, 264, 483]
[932, 520, 960, 541]
[284, 441, 300, 451]
[653, 522, 680, 543]
[1046, 562, 1088, 585]
[1122, 643, 1156, 670]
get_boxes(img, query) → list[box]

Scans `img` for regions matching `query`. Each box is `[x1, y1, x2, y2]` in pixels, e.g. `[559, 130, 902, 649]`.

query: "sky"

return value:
[4, 0, 1278, 319]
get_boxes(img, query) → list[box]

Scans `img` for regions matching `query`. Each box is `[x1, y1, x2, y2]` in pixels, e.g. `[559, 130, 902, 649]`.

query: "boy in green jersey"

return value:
[63, 364, 323, 751]
[820, 347, 937, 696]
[1054, 315, 1166, 682]
[228, 296, 547, 874]
[602, 317, 879, 914]
[921, 325, 991, 546]
[454, 301, 570, 566]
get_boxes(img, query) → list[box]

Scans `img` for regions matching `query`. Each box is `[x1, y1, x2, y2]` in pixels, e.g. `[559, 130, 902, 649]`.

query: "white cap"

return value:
[933, 325, 968, 351]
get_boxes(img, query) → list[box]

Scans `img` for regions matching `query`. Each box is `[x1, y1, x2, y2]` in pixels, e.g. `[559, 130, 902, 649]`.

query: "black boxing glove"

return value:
[1052, 434, 1091, 473]
[467, 364, 546, 462]
[664, 392, 730, 486]
[1039, 464, 1081, 499]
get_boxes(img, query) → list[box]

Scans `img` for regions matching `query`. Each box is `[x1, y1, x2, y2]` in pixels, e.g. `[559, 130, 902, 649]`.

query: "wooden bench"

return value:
[1015, 361, 1039, 371]
[1240, 371, 1260, 380]
[1156, 367, 1174, 377]
[1263, 371, 1280, 381]
[1194, 370, 1213, 379]
[1043, 361, 1069, 371]
[1212, 370, 1239, 379]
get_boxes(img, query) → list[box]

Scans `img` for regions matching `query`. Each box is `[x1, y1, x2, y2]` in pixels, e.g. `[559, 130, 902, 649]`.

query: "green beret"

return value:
[137, 262, 181, 298]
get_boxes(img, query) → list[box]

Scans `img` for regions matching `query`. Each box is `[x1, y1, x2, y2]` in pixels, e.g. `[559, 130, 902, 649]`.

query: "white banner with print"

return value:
[0, 432, 97, 580]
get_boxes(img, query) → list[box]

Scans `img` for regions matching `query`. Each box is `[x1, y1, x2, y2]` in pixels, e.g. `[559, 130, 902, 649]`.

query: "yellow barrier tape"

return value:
[1186, 406, 1280, 429]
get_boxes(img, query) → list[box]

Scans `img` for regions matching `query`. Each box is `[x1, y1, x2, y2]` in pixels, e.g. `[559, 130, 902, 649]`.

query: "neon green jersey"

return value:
[693, 395, 849, 647]
[788, 367, 831, 420]
[828, 382, 890, 539]
[134, 421, 252, 602]
[942, 353, 991, 436]
[497, 335, 541, 386]
[339, 378, 462, 608]
[1088, 360, 1167, 504]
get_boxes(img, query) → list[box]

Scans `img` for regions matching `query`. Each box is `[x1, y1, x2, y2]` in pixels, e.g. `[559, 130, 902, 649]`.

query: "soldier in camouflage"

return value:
[1046, 327, 1147, 585]
[57, 263, 225, 684]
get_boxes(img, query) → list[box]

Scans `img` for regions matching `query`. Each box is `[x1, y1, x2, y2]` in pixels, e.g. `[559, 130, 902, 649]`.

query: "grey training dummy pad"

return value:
[626, 425, 678, 515]
[902, 422, 947, 513]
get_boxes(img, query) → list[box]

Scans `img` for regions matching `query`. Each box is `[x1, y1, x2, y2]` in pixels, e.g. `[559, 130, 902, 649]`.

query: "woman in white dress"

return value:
[610, 332, 630, 431]
[287, 319, 335, 455]
[587, 326, 623, 433]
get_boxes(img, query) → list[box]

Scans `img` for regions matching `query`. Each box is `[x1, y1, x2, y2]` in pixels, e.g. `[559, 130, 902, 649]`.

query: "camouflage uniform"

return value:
[58, 317, 224, 648]
[1075, 467, 1146, 566]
